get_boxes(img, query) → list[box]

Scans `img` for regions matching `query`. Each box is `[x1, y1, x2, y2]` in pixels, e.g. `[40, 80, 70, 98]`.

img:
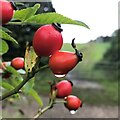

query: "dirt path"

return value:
[2, 96, 118, 118]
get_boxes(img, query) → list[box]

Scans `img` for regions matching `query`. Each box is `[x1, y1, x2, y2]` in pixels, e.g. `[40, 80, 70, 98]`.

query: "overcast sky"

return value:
[52, 0, 119, 43]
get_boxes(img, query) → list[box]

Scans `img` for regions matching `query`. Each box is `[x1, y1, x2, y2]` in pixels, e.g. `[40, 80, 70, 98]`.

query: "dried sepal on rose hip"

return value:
[64, 95, 82, 111]
[49, 38, 83, 77]
[55, 80, 73, 98]
[32, 23, 63, 57]
[11, 57, 24, 70]
[0, 0, 17, 24]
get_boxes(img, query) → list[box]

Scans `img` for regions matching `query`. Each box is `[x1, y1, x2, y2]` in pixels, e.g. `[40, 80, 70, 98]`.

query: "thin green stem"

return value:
[0, 74, 31, 100]
[54, 100, 67, 104]
[33, 85, 57, 119]
[33, 98, 67, 119]
[7, 22, 41, 26]
[35, 65, 49, 73]
[0, 65, 49, 101]
[7, 22, 24, 25]
[33, 99, 53, 119]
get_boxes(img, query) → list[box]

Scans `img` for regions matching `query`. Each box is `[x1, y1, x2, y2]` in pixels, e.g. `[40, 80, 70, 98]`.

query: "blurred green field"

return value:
[61, 42, 111, 74]
[34, 41, 118, 106]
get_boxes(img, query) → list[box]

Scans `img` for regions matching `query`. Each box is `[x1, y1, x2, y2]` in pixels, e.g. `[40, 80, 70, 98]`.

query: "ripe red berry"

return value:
[0, 0, 14, 24]
[64, 95, 82, 110]
[49, 51, 79, 77]
[11, 57, 24, 70]
[55, 80, 73, 98]
[32, 23, 63, 57]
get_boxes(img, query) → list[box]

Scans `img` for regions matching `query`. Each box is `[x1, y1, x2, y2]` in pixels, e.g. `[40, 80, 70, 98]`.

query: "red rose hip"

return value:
[55, 80, 73, 98]
[49, 51, 79, 77]
[11, 57, 24, 70]
[32, 23, 63, 57]
[0, 0, 14, 24]
[64, 95, 82, 110]
[49, 39, 83, 77]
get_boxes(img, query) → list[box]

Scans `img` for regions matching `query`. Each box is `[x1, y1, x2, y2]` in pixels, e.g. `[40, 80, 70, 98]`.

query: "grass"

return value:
[72, 80, 118, 106]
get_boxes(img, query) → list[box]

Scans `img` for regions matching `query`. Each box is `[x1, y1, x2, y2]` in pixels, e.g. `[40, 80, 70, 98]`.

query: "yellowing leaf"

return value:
[25, 45, 37, 73]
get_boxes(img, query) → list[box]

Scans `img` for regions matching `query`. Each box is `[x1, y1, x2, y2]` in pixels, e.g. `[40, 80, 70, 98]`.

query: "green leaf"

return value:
[13, 4, 40, 22]
[4, 66, 23, 87]
[15, 2, 24, 6]
[23, 78, 34, 94]
[6, 66, 23, 80]
[0, 29, 18, 44]
[0, 40, 9, 55]
[25, 12, 89, 29]
[2, 27, 12, 33]
[29, 89, 43, 107]
[0, 81, 14, 90]
[22, 78, 43, 106]
[0, 81, 20, 98]
[9, 74, 23, 87]
[25, 45, 37, 73]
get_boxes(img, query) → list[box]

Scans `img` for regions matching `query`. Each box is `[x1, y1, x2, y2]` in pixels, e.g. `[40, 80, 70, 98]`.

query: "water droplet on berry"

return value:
[70, 110, 77, 114]
[54, 74, 66, 78]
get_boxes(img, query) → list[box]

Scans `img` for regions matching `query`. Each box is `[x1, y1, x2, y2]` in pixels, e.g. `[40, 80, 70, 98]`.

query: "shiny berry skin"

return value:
[55, 80, 73, 98]
[32, 24, 63, 57]
[0, 0, 14, 24]
[49, 51, 79, 76]
[64, 95, 82, 110]
[11, 57, 24, 70]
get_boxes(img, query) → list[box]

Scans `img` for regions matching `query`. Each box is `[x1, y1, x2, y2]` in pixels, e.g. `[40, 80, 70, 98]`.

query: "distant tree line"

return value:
[94, 29, 119, 79]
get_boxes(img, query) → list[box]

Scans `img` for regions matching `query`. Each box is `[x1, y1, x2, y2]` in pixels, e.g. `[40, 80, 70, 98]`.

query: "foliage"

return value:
[1, 2, 89, 118]
[103, 29, 119, 62]
[2, 2, 88, 61]
[13, 4, 41, 22]
[94, 29, 119, 79]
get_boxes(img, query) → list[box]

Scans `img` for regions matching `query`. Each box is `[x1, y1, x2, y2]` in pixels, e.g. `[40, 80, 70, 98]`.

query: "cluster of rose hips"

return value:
[32, 23, 83, 112]
[55, 80, 82, 112]
[1, 0, 83, 113]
